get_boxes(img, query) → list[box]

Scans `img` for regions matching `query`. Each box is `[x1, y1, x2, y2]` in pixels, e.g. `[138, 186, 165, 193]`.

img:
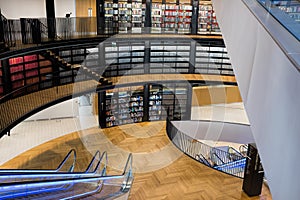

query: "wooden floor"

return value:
[0, 121, 272, 200]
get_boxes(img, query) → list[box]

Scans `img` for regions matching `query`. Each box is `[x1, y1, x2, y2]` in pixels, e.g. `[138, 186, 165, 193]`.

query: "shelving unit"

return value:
[163, 2, 178, 32]
[118, 0, 132, 33]
[149, 85, 163, 121]
[195, 44, 233, 75]
[3, 54, 53, 91]
[131, 0, 145, 32]
[151, 2, 164, 32]
[178, 4, 192, 33]
[105, 86, 144, 127]
[100, 0, 220, 34]
[104, 41, 145, 76]
[198, 0, 221, 35]
[100, 82, 191, 127]
[8, 55, 43, 89]
[149, 41, 191, 73]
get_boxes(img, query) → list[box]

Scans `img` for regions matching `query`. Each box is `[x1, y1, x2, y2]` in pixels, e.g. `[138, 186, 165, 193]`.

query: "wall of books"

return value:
[195, 44, 233, 75]
[198, 0, 220, 34]
[104, 0, 145, 33]
[104, 86, 145, 127]
[101, 0, 219, 34]
[104, 41, 145, 76]
[99, 82, 191, 128]
[151, 0, 192, 33]
[4, 54, 52, 91]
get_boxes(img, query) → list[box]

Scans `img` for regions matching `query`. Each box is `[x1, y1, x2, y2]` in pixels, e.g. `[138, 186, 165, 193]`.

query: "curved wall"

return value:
[172, 120, 254, 144]
[212, 0, 300, 199]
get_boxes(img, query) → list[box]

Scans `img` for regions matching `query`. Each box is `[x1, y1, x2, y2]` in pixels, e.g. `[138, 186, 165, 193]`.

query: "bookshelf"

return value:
[198, 0, 221, 35]
[149, 40, 191, 73]
[131, 0, 145, 32]
[4, 54, 54, 91]
[195, 44, 233, 75]
[9, 56, 24, 89]
[151, 2, 164, 32]
[105, 86, 144, 127]
[163, 3, 179, 32]
[99, 82, 191, 127]
[277, 3, 300, 22]
[149, 85, 163, 121]
[99, 0, 220, 34]
[104, 41, 145, 76]
[178, 4, 193, 33]
[118, 0, 132, 32]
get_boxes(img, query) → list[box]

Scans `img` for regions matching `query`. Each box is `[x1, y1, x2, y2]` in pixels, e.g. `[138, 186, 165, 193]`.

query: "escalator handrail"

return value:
[0, 149, 76, 174]
[214, 158, 246, 170]
[122, 153, 133, 176]
[0, 151, 108, 179]
[0, 153, 134, 199]
[85, 150, 101, 173]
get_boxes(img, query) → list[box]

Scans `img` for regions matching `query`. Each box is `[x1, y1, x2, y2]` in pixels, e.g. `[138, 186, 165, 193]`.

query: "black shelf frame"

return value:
[98, 82, 192, 128]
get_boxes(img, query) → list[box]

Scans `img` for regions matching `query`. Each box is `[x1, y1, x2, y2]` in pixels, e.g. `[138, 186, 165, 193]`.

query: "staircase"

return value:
[196, 145, 246, 178]
[41, 50, 112, 85]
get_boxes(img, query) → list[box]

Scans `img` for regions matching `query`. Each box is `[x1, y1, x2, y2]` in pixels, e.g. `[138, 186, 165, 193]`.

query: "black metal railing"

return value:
[166, 118, 246, 178]
[0, 14, 16, 49]
[0, 67, 99, 136]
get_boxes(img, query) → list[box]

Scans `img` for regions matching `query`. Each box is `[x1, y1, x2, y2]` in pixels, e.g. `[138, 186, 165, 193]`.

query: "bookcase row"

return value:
[98, 83, 192, 127]
[57, 38, 233, 78]
[100, 0, 220, 34]
[0, 54, 53, 95]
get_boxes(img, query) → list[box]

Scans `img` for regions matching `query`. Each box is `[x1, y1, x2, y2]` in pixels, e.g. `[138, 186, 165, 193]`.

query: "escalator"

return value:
[196, 146, 246, 178]
[0, 150, 133, 199]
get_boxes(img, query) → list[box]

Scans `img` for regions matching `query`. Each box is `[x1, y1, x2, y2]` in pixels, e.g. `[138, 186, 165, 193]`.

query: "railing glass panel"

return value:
[257, 0, 300, 41]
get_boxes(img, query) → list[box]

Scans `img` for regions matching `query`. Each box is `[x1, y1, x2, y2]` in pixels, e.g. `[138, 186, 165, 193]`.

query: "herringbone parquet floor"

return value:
[0, 121, 272, 200]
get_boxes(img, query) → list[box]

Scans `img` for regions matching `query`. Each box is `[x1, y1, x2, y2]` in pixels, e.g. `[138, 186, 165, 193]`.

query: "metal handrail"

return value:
[0, 152, 133, 199]
[0, 149, 76, 173]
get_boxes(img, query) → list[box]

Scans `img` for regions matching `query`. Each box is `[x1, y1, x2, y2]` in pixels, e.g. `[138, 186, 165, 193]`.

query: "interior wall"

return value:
[212, 0, 300, 199]
[192, 85, 242, 106]
[76, 0, 96, 17]
[26, 99, 79, 121]
[55, 0, 76, 18]
[0, 0, 76, 19]
[0, 0, 46, 19]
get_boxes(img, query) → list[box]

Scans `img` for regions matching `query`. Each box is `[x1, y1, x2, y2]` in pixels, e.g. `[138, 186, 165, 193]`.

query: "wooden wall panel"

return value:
[75, 0, 97, 33]
[76, 0, 96, 17]
[192, 85, 242, 106]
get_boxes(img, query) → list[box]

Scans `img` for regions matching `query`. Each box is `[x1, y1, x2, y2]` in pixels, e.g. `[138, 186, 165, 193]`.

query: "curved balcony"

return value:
[0, 34, 236, 137]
